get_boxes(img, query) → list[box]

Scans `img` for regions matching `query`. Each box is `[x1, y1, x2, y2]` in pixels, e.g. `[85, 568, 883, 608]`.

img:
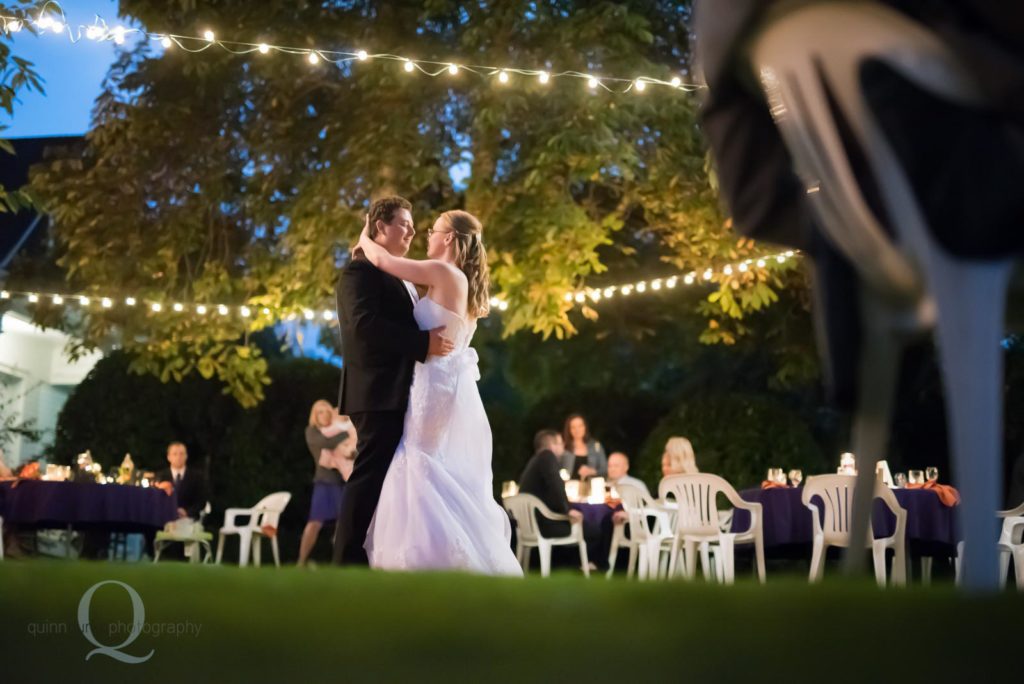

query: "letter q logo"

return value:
[78, 580, 154, 664]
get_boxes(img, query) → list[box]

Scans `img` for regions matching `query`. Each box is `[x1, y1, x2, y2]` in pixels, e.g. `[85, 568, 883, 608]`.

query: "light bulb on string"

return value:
[776, 255, 786, 263]
[666, 277, 678, 289]
[36, 15, 52, 30]
[28, 293, 39, 303]
[538, 71, 549, 84]
[240, 306, 251, 318]
[173, 303, 184, 312]
[0, 291, 8, 299]
[684, 274, 695, 285]
[126, 297, 136, 306]
[161, 36, 172, 48]
[651, 279, 661, 290]
[51, 21, 64, 34]
[217, 304, 229, 316]
[756, 259, 766, 268]
[258, 43, 269, 54]
[322, 310, 334, 321]
[587, 77, 599, 89]
[738, 262, 748, 272]
[636, 282, 647, 293]
[112, 26, 126, 44]
[308, 52, 320, 65]
[723, 265, 733, 276]
[670, 76, 681, 88]
[448, 63, 459, 75]
[357, 50, 368, 61]
[52, 294, 64, 304]
[203, 29, 215, 42]
[497, 70, 509, 84]
[79, 296, 90, 306]
[603, 287, 614, 298]
[196, 304, 207, 315]
[151, 303, 162, 312]
[563, 293, 573, 303]
[573, 292, 585, 303]
[634, 79, 646, 92]
[85, 25, 103, 40]
[304, 309, 315, 320]
[262, 307, 271, 316]
[101, 297, 113, 308]
[403, 59, 415, 72]
[7, 19, 22, 32]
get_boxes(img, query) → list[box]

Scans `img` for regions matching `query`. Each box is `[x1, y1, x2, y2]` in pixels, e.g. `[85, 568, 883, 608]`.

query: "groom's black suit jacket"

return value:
[336, 256, 430, 414]
[332, 255, 430, 565]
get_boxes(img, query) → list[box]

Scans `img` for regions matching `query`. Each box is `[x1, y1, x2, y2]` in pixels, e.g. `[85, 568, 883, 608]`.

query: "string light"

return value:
[562, 250, 800, 308]
[101, 297, 113, 308]
[79, 296, 90, 306]
[0, 3, 704, 95]
[173, 303, 185, 312]
[125, 297, 136, 306]
[52, 295, 63, 304]
[151, 303, 162, 312]
[240, 306, 251, 317]
[196, 304, 207, 315]
[28, 293, 39, 303]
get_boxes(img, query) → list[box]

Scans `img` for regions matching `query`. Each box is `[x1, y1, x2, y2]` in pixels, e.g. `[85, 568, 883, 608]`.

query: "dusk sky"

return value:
[2, 0, 121, 138]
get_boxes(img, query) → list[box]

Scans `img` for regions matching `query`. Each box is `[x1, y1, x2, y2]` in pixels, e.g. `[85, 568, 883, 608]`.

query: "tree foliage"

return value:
[27, 0, 800, 405]
[0, 2, 43, 213]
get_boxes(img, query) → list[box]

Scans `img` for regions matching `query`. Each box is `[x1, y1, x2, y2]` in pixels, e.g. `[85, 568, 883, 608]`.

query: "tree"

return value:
[26, 0, 801, 405]
[1, 3, 43, 214]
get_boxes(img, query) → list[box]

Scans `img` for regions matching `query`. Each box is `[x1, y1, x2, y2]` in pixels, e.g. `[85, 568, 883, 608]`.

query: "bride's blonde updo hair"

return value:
[439, 209, 490, 318]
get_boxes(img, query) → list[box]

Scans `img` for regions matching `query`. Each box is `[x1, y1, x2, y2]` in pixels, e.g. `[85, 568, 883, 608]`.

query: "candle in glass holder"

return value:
[500, 480, 518, 498]
[565, 480, 580, 502]
[588, 477, 606, 503]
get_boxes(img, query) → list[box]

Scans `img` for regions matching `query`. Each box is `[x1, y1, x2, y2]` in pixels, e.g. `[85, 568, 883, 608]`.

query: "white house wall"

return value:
[0, 312, 102, 464]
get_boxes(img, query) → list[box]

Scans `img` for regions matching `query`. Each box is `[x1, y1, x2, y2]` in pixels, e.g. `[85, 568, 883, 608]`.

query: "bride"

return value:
[356, 209, 523, 576]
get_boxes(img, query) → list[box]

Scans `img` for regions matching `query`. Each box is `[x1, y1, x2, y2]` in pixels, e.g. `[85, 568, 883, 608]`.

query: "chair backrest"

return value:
[658, 474, 738, 538]
[802, 475, 904, 546]
[616, 484, 659, 542]
[503, 493, 543, 543]
[750, 2, 984, 304]
[252, 491, 291, 530]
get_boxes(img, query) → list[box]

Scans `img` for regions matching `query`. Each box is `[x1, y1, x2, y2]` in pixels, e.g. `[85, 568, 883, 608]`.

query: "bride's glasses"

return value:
[427, 228, 453, 237]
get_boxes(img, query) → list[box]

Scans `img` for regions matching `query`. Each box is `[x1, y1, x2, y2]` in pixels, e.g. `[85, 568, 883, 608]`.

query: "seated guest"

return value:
[156, 442, 207, 520]
[661, 436, 699, 478]
[607, 452, 651, 498]
[519, 430, 583, 537]
[561, 413, 608, 479]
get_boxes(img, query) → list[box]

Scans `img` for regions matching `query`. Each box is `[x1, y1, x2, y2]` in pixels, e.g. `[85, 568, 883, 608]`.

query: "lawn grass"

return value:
[0, 560, 1019, 682]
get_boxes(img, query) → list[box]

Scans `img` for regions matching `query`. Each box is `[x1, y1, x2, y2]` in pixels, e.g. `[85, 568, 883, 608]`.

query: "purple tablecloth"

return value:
[730, 486, 960, 553]
[570, 502, 619, 532]
[0, 480, 178, 532]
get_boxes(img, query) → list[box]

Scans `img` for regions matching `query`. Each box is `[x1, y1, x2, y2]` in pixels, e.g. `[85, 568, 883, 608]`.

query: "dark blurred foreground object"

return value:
[695, 0, 1024, 590]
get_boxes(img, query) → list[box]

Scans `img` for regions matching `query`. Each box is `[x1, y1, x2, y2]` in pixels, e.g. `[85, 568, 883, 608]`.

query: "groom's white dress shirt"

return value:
[402, 280, 419, 305]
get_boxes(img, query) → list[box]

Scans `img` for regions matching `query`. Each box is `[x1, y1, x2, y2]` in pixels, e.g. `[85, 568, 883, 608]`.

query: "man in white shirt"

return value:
[608, 452, 650, 498]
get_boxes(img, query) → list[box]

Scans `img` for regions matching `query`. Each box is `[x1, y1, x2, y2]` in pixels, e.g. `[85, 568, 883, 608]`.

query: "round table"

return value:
[730, 486, 960, 557]
[0, 479, 178, 533]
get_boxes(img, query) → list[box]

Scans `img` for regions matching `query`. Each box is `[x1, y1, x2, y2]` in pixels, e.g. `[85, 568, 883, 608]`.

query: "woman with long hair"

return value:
[661, 436, 699, 478]
[298, 400, 356, 566]
[354, 209, 521, 575]
[561, 413, 608, 479]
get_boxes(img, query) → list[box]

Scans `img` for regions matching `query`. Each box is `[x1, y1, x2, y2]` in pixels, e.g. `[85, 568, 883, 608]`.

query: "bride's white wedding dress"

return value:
[365, 296, 523, 576]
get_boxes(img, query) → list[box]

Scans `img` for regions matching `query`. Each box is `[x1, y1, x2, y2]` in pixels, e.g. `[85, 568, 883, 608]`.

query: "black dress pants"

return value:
[332, 410, 405, 565]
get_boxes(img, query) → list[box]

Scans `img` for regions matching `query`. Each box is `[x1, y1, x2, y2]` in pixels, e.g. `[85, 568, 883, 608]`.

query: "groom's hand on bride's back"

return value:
[428, 326, 455, 357]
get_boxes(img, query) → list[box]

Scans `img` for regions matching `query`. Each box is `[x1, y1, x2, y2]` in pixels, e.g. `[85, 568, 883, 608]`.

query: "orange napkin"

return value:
[907, 481, 961, 507]
[761, 481, 789, 489]
[260, 525, 278, 538]
[154, 480, 175, 496]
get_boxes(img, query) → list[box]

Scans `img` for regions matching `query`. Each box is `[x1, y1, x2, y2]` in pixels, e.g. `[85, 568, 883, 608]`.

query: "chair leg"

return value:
[538, 541, 551, 578]
[719, 535, 736, 585]
[272, 537, 281, 569]
[238, 531, 252, 568]
[578, 540, 591, 578]
[684, 540, 698, 580]
[999, 548, 1011, 590]
[1013, 547, 1024, 590]
[215, 534, 225, 565]
[699, 542, 712, 581]
[809, 538, 825, 583]
[253, 536, 262, 568]
[626, 545, 638, 580]
[668, 537, 681, 578]
[606, 536, 620, 580]
[929, 258, 1012, 591]
[872, 543, 887, 588]
[153, 542, 163, 563]
[921, 557, 933, 586]
[754, 532, 767, 584]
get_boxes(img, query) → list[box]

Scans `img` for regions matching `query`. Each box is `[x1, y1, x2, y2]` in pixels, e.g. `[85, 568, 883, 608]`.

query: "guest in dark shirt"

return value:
[156, 442, 207, 519]
[298, 400, 357, 566]
[519, 430, 583, 537]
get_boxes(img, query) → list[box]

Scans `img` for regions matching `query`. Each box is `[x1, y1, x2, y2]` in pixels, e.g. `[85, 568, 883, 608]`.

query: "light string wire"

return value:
[0, 251, 800, 323]
[0, 2, 705, 93]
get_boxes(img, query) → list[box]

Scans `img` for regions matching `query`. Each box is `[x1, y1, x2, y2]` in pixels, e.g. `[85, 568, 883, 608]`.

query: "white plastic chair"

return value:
[802, 475, 906, 586]
[614, 484, 674, 580]
[659, 474, 766, 584]
[503, 494, 589, 578]
[215, 492, 291, 568]
[751, 0, 1015, 591]
[997, 503, 1024, 590]
[0, 515, 4, 560]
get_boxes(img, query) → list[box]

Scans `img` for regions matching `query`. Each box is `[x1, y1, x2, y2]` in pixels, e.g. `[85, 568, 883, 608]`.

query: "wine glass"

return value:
[767, 468, 783, 484]
[894, 473, 907, 488]
[908, 469, 925, 485]
[788, 469, 803, 488]
[926, 467, 939, 483]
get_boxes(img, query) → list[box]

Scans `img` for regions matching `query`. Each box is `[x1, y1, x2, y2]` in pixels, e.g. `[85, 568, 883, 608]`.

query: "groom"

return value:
[332, 196, 454, 565]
